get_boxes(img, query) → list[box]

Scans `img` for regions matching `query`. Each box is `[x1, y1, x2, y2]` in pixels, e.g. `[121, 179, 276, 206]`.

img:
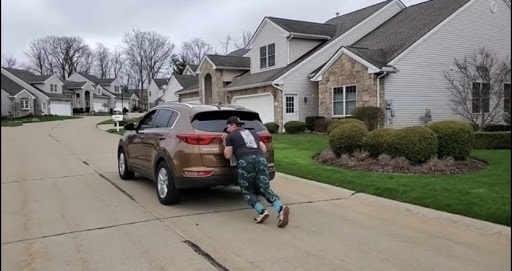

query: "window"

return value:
[504, 83, 511, 114]
[50, 84, 54, 92]
[42, 103, 47, 110]
[191, 111, 265, 132]
[54, 84, 58, 92]
[20, 99, 30, 110]
[472, 82, 490, 113]
[115, 86, 120, 93]
[98, 89, 101, 95]
[138, 110, 157, 130]
[149, 91, 152, 97]
[285, 96, 294, 113]
[50, 84, 57, 92]
[259, 43, 276, 69]
[153, 109, 176, 128]
[332, 86, 357, 116]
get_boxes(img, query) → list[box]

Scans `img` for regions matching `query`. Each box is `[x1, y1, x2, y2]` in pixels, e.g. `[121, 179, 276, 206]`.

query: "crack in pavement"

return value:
[1, 219, 158, 245]
[1, 173, 99, 184]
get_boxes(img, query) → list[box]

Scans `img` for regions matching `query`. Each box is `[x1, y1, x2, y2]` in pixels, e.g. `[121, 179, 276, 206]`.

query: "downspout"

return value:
[377, 72, 387, 108]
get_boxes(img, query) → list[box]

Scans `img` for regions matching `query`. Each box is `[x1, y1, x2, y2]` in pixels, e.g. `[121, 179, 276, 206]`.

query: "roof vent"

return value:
[335, 12, 340, 16]
[490, 1, 498, 13]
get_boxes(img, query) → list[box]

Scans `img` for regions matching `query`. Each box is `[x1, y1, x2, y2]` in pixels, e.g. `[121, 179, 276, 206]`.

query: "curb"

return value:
[276, 172, 511, 238]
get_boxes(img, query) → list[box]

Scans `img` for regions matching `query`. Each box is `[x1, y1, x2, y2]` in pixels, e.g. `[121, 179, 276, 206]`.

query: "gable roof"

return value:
[206, 55, 251, 69]
[175, 82, 200, 94]
[348, 0, 471, 68]
[227, 48, 250, 57]
[225, 68, 286, 91]
[325, 0, 394, 37]
[3, 68, 53, 84]
[1, 74, 26, 96]
[154, 78, 169, 88]
[77, 72, 116, 85]
[267, 17, 336, 37]
[174, 75, 198, 89]
[186, 64, 199, 73]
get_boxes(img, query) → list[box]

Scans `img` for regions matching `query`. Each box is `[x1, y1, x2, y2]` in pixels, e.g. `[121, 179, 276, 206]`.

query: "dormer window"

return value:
[260, 43, 275, 69]
[50, 84, 58, 92]
[115, 86, 120, 93]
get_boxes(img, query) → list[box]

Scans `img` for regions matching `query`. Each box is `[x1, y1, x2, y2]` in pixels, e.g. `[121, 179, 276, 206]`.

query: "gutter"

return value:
[376, 67, 398, 107]
[224, 81, 273, 92]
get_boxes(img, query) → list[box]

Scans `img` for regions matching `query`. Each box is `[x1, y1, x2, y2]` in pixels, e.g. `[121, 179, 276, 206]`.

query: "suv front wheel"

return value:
[118, 149, 135, 180]
[156, 161, 180, 205]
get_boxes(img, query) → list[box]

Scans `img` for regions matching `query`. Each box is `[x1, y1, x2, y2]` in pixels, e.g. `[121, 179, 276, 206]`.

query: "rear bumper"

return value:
[174, 171, 275, 189]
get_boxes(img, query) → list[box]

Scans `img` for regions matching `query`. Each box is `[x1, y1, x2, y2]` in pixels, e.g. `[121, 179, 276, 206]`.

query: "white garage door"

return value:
[93, 99, 109, 112]
[182, 97, 201, 104]
[115, 101, 130, 110]
[232, 93, 274, 124]
[50, 101, 72, 116]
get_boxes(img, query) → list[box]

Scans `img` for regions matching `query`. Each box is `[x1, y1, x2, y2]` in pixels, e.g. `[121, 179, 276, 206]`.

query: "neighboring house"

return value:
[1, 68, 73, 116]
[1, 74, 37, 118]
[147, 78, 169, 109]
[126, 89, 147, 111]
[67, 72, 130, 112]
[161, 64, 201, 104]
[311, 0, 511, 128]
[177, 0, 403, 127]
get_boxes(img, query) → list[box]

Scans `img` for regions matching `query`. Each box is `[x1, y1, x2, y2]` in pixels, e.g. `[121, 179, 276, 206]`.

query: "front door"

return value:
[284, 94, 299, 123]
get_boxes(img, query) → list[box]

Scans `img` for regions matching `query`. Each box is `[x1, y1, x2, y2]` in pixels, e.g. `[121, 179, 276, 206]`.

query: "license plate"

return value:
[230, 157, 238, 166]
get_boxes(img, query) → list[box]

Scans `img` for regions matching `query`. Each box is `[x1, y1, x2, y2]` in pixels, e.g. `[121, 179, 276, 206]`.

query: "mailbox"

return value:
[112, 109, 124, 122]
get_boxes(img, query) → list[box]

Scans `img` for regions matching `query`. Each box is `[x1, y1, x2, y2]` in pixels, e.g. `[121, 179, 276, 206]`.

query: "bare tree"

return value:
[181, 38, 213, 64]
[78, 49, 95, 74]
[444, 47, 511, 130]
[111, 46, 125, 78]
[124, 30, 148, 95]
[39, 36, 91, 79]
[143, 31, 175, 80]
[1, 54, 18, 68]
[234, 30, 252, 49]
[95, 43, 112, 78]
[220, 34, 233, 55]
[25, 38, 54, 75]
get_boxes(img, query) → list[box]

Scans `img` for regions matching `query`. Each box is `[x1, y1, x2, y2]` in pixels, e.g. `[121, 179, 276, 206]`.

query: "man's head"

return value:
[224, 116, 245, 133]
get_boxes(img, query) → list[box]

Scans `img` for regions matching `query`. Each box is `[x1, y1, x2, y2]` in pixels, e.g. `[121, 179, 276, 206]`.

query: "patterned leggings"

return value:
[237, 155, 280, 208]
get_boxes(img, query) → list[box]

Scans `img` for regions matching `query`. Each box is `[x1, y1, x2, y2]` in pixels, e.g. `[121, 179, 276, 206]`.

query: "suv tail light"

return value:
[177, 134, 220, 145]
[183, 170, 213, 177]
[259, 134, 272, 143]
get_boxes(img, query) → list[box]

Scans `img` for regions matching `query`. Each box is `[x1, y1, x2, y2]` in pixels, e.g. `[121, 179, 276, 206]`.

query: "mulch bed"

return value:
[314, 150, 488, 175]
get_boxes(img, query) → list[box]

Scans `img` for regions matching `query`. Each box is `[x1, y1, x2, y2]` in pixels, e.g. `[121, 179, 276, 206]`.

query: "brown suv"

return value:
[117, 102, 275, 205]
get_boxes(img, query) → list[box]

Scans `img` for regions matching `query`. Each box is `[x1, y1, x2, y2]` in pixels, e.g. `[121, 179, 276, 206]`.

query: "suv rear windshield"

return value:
[191, 110, 266, 132]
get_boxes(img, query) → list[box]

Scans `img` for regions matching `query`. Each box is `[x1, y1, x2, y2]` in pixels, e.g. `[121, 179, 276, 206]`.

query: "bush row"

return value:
[473, 132, 511, 149]
[329, 120, 479, 164]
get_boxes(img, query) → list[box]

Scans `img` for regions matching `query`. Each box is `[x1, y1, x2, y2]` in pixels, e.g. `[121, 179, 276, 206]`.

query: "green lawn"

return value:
[1, 115, 81, 127]
[273, 133, 511, 226]
[107, 128, 126, 136]
[97, 116, 141, 126]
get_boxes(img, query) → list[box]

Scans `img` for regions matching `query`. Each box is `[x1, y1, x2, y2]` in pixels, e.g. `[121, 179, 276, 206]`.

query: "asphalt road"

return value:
[1, 117, 510, 271]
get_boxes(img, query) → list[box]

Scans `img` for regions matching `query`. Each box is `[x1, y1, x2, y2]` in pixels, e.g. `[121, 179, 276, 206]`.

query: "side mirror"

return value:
[124, 122, 135, 131]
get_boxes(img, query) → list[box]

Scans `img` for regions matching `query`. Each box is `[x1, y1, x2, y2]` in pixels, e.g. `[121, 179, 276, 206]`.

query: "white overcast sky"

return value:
[1, 0, 427, 63]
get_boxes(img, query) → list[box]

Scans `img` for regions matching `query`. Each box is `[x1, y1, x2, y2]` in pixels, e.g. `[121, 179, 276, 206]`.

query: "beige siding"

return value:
[40, 76, 63, 94]
[288, 38, 322, 64]
[162, 77, 182, 102]
[222, 70, 246, 82]
[385, 0, 511, 128]
[147, 80, 160, 105]
[248, 20, 288, 74]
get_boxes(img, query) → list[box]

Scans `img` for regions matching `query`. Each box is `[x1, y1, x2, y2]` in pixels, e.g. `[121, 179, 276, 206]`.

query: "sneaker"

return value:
[277, 206, 290, 228]
[254, 210, 270, 223]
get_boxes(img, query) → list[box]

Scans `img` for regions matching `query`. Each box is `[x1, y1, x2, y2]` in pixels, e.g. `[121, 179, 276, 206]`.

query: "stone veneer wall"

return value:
[198, 61, 224, 104]
[228, 85, 283, 130]
[318, 54, 385, 117]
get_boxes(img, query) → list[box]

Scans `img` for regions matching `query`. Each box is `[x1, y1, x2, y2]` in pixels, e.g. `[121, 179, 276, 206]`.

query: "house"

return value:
[176, 0, 404, 128]
[126, 89, 147, 111]
[147, 78, 169, 108]
[1, 68, 73, 116]
[66, 72, 131, 112]
[310, 0, 511, 128]
[159, 64, 200, 104]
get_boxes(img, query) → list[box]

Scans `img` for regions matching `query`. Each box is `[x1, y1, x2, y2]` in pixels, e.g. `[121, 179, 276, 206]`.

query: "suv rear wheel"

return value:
[118, 149, 135, 180]
[156, 161, 180, 205]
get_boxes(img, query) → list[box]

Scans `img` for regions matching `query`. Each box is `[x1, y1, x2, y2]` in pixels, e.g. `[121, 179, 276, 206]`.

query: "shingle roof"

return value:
[154, 78, 169, 88]
[206, 55, 250, 69]
[77, 72, 116, 85]
[63, 81, 87, 89]
[325, 0, 393, 37]
[1, 74, 25, 96]
[227, 48, 250, 57]
[349, 0, 471, 68]
[175, 75, 198, 89]
[187, 64, 199, 72]
[267, 17, 336, 37]
[3, 68, 52, 84]
[223, 1, 393, 90]
[175, 82, 200, 94]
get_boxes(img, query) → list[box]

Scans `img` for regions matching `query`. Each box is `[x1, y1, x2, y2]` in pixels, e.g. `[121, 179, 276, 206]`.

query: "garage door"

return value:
[232, 93, 274, 124]
[115, 101, 130, 110]
[182, 97, 201, 104]
[50, 101, 72, 116]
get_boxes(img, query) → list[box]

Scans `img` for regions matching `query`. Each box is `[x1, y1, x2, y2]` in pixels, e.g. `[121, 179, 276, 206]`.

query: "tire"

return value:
[155, 161, 180, 205]
[118, 149, 135, 180]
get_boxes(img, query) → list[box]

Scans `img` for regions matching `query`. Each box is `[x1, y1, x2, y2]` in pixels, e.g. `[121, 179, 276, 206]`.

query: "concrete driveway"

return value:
[1, 117, 510, 271]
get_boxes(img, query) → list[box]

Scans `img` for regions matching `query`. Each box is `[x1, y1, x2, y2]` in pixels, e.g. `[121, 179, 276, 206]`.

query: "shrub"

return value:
[504, 113, 511, 125]
[390, 157, 410, 172]
[315, 149, 337, 163]
[284, 121, 307, 134]
[351, 106, 385, 131]
[363, 128, 397, 157]
[264, 122, 279, 134]
[314, 118, 336, 133]
[329, 123, 369, 155]
[386, 126, 438, 164]
[327, 118, 366, 134]
[482, 124, 511, 132]
[473, 132, 511, 149]
[428, 121, 474, 160]
[305, 116, 325, 131]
